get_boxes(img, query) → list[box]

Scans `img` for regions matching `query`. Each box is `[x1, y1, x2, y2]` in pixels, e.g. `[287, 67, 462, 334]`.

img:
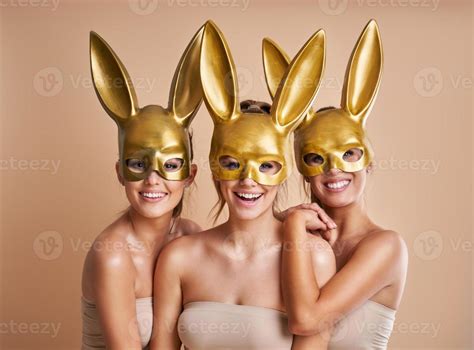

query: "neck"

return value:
[127, 207, 174, 256]
[322, 196, 373, 243]
[223, 207, 281, 255]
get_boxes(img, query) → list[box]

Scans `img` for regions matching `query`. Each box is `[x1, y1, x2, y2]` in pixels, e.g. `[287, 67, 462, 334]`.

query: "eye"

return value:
[342, 148, 363, 162]
[126, 159, 147, 173]
[303, 153, 324, 166]
[219, 156, 240, 170]
[259, 161, 282, 175]
[164, 158, 184, 172]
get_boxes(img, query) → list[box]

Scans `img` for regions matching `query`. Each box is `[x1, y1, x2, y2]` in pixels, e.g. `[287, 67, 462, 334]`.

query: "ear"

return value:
[90, 31, 139, 124]
[341, 19, 383, 126]
[262, 38, 290, 100]
[271, 29, 326, 133]
[366, 162, 374, 174]
[185, 163, 198, 187]
[200, 20, 240, 123]
[115, 161, 125, 186]
[168, 24, 205, 128]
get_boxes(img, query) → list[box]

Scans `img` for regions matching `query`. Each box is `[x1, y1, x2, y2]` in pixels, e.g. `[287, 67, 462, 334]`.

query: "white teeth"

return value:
[326, 180, 350, 189]
[237, 192, 262, 199]
[142, 192, 166, 199]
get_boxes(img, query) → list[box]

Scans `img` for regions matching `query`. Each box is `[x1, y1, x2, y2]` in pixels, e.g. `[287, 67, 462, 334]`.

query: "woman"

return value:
[150, 21, 337, 349]
[267, 20, 408, 348]
[81, 25, 204, 349]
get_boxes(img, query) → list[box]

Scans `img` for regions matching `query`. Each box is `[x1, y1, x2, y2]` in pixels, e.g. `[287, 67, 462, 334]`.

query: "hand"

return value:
[281, 203, 337, 232]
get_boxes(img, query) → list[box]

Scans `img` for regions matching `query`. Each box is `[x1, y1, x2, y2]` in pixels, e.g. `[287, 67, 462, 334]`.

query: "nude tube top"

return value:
[329, 300, 397, 349]
[177, 301, 293, 350]
[81, 296, 153, 350]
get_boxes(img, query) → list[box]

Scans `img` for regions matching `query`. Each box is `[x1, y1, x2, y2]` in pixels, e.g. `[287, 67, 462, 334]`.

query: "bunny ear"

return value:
[262, 38, 290, 100]
[168, 24, 205, 127]
[341, 19, 383, 126]
[200, 20, 240, 123]
[271, 29, 325, 133]
[90, 31, 139, 124]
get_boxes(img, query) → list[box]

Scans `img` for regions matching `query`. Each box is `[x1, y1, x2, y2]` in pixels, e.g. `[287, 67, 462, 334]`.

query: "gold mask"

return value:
[90, 25, 204, 181]
[263, 20, 383, 177]
[200, 21, 326, 186]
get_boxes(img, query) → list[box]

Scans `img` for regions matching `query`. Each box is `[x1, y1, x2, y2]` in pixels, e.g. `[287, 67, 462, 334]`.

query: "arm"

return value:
[283, 210, 407, 336]
[149, 240, 184, 349]
[290, 234, 336, 349]
[91, 240, 142, 349]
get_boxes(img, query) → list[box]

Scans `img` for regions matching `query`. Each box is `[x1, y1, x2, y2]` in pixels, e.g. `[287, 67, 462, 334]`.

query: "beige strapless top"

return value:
[329, 300, 397, 349]
[178, 301, 293, 350]
[81, 296, 153, 349]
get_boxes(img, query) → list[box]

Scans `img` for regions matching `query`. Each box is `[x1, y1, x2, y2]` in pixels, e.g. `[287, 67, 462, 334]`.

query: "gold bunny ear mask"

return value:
[90, 24, 204, 182]
[263, 19, 383, 177]
[200, 20, 326, 186]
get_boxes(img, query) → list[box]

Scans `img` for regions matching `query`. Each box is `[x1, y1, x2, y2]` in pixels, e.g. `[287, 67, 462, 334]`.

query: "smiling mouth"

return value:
[324, 179, 351, 191]
[233, 192, 263, 202]
[139, 191, 168, 200]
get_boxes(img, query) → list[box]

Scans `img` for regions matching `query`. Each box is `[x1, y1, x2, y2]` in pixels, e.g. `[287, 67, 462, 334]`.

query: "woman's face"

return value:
[305, 149, 369, 208]
[116, 161, 196, 219]
[218, 156, 280, 221]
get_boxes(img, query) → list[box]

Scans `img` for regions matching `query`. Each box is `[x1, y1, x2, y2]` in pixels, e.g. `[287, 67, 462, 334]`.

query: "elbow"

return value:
[288, 319, 316, 336]
[287, 311, 318, 336]
[287, 309, 335, 336]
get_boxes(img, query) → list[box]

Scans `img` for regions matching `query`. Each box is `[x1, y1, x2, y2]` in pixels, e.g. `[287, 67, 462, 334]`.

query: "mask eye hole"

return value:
[303, 153, 324, 166]
[126, 159, 147, 173]
[219, 156, 240, 170]
[164, 158, 184, 172]
[259, 161, 282, 175]
[342, 148, 363, 162]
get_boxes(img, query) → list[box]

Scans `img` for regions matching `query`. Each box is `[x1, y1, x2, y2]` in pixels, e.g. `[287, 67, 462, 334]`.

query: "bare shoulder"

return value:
[306, 233, 336, 265]
[359, 229, 408, 257]
[158, 227, 213, 267]
[87, 218, 134, 271]
[353, 229, 409, 275]
[82, 216, 135, 297]
[173, 217, 203, 237]
[306, 233, 336, 286]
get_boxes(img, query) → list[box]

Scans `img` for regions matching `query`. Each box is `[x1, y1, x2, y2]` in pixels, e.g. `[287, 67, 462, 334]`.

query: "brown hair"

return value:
[172, 129, 194, 218]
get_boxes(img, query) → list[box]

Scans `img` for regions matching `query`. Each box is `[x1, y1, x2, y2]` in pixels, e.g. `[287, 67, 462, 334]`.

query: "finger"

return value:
[308, 203, 337, 228]
[307, 211, 329, 231]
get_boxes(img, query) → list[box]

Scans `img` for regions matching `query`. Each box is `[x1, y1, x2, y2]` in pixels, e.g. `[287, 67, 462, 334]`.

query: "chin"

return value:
[320, 196, 354, 208]
[129, 197, 178, 219]
[314, 185, 359, 209]
[228, 200, 271, 221]
[131, 205, 167, 219]
[232, 209, 264, 221]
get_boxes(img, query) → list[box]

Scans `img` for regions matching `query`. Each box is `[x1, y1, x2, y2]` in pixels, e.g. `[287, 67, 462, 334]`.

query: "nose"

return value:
[239, 166, 257, 187]
[144, 170, 163, 185]
[326, 167, 342, 176]
[239, 177, 257, 187]
[325, 155, 341, 174]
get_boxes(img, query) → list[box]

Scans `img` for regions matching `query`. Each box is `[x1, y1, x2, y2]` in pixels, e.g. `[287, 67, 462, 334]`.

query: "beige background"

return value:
[1, 0, 472, 348]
